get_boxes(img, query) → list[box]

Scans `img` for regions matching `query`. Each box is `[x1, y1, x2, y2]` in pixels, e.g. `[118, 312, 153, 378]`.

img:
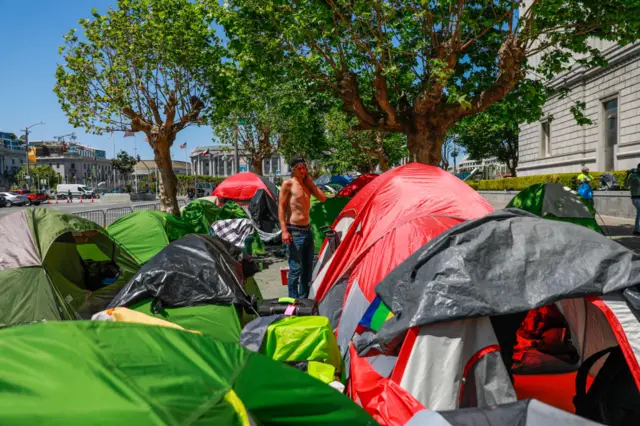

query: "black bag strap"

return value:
[574, 346, 619, 413]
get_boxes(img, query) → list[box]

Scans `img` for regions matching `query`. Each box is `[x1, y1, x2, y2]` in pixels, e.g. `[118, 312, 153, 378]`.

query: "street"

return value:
[0, 199, 162, 217]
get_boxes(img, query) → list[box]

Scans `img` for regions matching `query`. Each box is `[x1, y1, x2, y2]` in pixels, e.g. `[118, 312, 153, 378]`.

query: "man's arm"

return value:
[304, 175, 327, 202]
[279, 181, 293, 244]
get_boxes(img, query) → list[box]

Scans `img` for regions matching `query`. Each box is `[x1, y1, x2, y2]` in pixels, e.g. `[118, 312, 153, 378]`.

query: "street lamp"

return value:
[23, 122, 44, 188]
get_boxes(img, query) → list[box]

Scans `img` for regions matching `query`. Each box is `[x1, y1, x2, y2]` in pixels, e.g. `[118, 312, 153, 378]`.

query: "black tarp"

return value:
[405, 399, 602, 426]
[356, 209, 640, 355]
[248, 189, 280, 233]
[257, 175, 279, 200]
[541, 183, 594, 219]
[108, 234, 253, 313]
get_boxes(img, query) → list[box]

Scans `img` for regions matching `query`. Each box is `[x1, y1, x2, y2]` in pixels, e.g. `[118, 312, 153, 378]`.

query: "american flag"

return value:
[123, 131, 135, 137]
[179, 143, 187, 149]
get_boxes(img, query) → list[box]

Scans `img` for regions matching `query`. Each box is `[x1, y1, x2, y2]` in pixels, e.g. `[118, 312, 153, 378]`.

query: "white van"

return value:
[56, 184, 95, 199]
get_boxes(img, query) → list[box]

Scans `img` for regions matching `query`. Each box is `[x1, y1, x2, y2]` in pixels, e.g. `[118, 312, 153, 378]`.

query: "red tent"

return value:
[212, 172, 278, 201]
[336, 174, 378, 197]
[309, 164, 493, 424]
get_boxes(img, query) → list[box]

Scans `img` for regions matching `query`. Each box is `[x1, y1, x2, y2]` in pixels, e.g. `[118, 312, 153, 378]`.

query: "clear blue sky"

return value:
[0, 0, 214, 161]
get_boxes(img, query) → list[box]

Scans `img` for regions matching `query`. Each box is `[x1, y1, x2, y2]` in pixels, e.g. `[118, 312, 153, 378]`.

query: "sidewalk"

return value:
[489, 202, 640, 253]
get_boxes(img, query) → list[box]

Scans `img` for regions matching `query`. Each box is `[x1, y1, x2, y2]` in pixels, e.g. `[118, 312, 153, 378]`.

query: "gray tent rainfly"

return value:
[359, 209, 640, 355]
[405, 399, 603, 426]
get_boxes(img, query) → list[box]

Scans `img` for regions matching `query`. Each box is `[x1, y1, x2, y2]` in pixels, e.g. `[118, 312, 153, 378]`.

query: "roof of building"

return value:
[136, 160, 192, 170]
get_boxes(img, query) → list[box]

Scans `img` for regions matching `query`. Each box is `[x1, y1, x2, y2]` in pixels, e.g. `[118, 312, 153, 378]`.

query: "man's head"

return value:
[582, 167, 590, 174]
[290, 155, 307, 178]
[636, 163, 640, 170]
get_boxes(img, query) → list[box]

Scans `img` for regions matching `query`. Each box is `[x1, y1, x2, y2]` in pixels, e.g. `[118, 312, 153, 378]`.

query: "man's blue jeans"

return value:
[633, 198, 640, 233]
[287, 225, 314, 298]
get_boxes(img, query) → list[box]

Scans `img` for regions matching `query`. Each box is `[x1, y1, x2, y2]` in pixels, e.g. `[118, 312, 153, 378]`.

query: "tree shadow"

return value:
[599, 222, 640, 252]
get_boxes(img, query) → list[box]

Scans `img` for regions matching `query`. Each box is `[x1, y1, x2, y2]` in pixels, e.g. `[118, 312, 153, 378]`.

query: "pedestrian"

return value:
[278, 156, 326, 298]
[577, 167, 594, 183]
[67, 189, 72, 203]
[625, 163, 640, 235]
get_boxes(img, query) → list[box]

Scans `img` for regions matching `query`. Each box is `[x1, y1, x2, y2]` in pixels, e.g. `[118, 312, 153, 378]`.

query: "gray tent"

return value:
[406, 399, 603, 426]
[347, 209, 640, 422]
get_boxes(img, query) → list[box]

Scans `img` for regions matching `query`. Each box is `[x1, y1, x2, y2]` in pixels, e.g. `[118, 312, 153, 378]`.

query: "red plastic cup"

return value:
[280, 268, 289, 286]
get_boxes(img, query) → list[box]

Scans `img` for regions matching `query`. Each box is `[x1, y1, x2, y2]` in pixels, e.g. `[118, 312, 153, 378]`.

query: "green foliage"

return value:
[176, 174, 225, 195]
[323, 107, 406, 174]
[111, 150, 137, 175]
[55, 0, 222, 136]
[468, 171, 629, 191]
[15, 165, 61, 190]
[212, 0, 640, 162]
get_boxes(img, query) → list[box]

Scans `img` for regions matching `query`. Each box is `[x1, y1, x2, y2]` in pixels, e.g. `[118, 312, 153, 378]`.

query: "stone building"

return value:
[31, 141, 122, 187]
[190, 145, 289, 180]
[518, 42, 640, 176]
[0, 132, 26, 190]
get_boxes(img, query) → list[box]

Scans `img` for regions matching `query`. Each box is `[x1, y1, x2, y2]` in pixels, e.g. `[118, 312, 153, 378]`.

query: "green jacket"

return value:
[626, 172, 640, 198]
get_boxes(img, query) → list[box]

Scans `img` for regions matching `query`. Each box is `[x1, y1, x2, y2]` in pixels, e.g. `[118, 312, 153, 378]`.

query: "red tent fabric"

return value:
[337, 174, 378, 197]
[313, 163, 494, 303]
[212, 172, 276, 201]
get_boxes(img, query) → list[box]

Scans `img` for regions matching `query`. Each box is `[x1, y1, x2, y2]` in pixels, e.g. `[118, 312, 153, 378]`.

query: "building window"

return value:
[71, 163, 75, 169]
[603, 98, 618, 171]
[11, 159, 15, 165]
[540, 121, 551, 158]
[264, 158, 271, 175]
[271, 157, 280, 174]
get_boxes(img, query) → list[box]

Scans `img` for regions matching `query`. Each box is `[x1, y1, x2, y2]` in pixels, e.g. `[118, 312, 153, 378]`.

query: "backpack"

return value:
[577, 181, 593, 200]
[574, 346, 640, 425]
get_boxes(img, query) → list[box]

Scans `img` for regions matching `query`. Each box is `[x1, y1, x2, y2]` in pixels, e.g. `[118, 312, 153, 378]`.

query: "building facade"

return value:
[190, 145, 290, 180]
[134, 160, 192, 180]
[454, 156, 508, 179]
[31, 141, 121, 187]
[518, 42, 640, 176]
[0, 132, 26, 190]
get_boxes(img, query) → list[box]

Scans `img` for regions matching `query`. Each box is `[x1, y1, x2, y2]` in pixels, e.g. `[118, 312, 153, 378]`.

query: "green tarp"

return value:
[131, 300, 242, 343]
[181, 199, 222, 234]
[0, 209, 139, 327]
[262, 316, 342, 374]
[0, 321, 376, 426]
[107, 210, 197, 265]
[310, 197, 350, 253]
[507, 182, 602, 233]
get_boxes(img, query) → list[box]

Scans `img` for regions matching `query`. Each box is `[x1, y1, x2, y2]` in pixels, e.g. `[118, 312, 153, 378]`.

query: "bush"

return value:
[468, 171, 629, 191]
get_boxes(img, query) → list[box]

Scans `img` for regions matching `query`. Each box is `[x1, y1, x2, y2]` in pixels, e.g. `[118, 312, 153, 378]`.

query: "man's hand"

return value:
[282, 230, 293, 245]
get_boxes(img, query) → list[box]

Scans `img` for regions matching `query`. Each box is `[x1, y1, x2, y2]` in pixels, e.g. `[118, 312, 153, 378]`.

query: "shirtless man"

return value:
[279, 156, 326, 298]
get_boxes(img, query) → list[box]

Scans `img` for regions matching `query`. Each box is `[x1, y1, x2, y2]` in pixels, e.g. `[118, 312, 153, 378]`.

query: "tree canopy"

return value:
[323, 107, 406, 174]
[214, 0, 640, 165]
[55, 0, 224, 215]
[455, 79, 548, 176]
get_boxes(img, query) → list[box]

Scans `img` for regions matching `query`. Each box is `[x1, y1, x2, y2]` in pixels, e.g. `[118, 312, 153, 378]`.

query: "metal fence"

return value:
[72, 199, 190, 227]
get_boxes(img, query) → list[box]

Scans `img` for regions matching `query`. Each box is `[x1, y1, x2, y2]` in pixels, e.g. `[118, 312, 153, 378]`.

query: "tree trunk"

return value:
[252, 157, 264, 175]
[407, 127, 447, 166]
[379, 156, 390, 172]
[153, 136, 180, 217]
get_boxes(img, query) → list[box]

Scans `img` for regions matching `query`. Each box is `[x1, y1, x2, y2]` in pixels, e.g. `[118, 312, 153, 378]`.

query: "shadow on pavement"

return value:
[600, 222, 640, 252]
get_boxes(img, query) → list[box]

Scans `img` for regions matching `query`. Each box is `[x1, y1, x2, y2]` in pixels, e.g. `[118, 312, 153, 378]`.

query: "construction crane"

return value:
[53, 132, 77, 143]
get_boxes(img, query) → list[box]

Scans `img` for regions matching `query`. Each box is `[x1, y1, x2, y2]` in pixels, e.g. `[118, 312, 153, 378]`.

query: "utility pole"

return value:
[234, 121, 240, 175]
[23, 122, 44, 189]
[452, 133, 459, 175]
[111, 132, 117, 190]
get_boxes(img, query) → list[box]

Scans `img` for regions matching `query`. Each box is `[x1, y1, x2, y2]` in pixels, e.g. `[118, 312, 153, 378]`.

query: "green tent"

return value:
[180, 199, 221, 234]
[507, 183, 602, 233]
[130, 300, 242, 343]
[107, 210, 196, 265]
[0, 321, 376, 426]
[310, 197, 351, 253]
[0, 209, 139, 327]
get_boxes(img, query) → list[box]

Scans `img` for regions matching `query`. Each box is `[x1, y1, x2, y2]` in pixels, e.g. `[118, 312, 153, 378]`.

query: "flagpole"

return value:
[112, 132, 116, 190]
[133, 135, 138, 193]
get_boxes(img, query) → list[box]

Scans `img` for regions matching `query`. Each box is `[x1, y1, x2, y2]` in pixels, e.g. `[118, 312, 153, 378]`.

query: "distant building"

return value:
[134, 160, 192, 181]
[30, 141, 122, 187]
[0, 132, 26, 189]
[456, 156, 508, 179]
[190, 145, 289, 180]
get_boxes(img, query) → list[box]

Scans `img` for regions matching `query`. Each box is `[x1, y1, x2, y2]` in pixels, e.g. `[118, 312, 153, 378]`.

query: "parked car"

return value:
[10, 191, 48, 206]
[0, 192, 28, 207]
